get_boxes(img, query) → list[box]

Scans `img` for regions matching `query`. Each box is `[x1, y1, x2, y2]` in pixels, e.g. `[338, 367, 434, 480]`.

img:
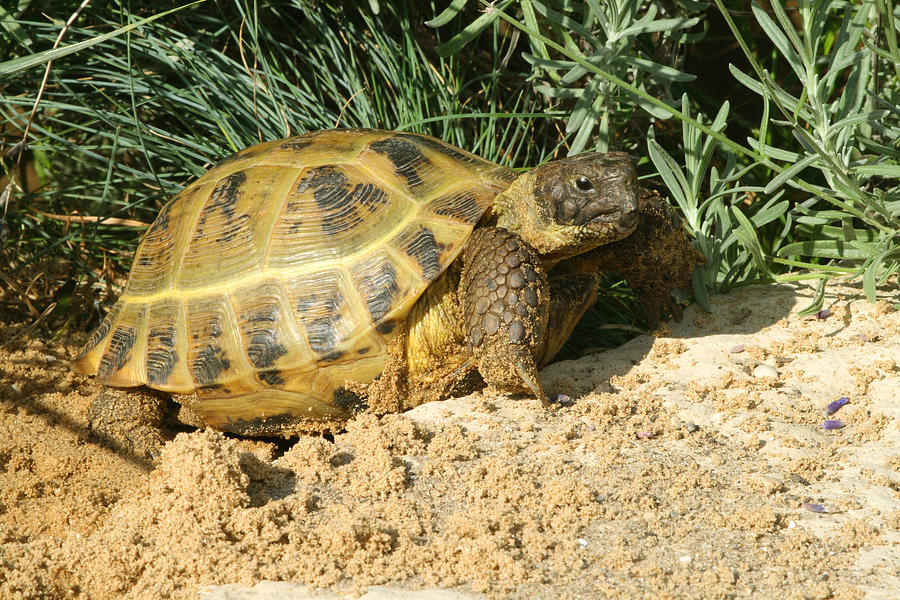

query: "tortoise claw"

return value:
[515, 361, 549, 408]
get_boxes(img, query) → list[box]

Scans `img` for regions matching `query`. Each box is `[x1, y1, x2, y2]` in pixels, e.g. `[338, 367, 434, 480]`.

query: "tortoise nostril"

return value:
[615, 209, 638, 233]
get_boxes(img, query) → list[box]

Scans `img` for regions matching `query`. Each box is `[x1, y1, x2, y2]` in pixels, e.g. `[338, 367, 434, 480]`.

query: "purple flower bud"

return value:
[815, 309, 831, 319]
[825, 397, 849, 415]
[802, 502, 826, 513]
[821, 420, 844, 430]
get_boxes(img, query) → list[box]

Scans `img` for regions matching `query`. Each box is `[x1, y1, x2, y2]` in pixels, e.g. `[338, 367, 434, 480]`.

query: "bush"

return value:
[1, 0, 897, 338]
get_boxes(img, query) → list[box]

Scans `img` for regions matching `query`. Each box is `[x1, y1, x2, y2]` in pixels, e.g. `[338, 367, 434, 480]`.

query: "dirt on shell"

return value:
[1, 280, 898, 599]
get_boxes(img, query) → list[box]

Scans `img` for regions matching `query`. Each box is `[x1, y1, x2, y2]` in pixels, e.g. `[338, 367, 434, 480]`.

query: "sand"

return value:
[0, 280, 898, 599]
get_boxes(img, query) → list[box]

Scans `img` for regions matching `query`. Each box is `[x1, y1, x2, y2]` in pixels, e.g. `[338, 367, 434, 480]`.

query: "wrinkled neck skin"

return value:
[491, 173, 626, 268]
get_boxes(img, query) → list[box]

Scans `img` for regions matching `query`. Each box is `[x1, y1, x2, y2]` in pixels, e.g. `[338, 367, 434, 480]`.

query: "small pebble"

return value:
[753, 364, 779, 378]
[729, 344, 746, 354]
[549, 393, 573, 406]
[43, 354, 58, 363]
[789, 474, 810, 486]
[11, 383, 20, 393]
[684, 422, 699, 433]
[577, 538, 588, 548]
[821, 420, 845, 430]
[635, 431, 653, 440]
[824, 397, 849, 415]
[815, 309, 831, 319]
[802, 502, 826, 513]
[678, 555, 692, 564]
[850, 333, 868, 343]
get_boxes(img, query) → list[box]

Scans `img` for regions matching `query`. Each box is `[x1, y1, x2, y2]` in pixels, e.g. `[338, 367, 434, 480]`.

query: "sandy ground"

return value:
[0, 280, 898, 599]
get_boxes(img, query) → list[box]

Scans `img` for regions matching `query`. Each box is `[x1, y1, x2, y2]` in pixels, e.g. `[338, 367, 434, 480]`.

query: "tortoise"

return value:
[73, 128, 701, 436]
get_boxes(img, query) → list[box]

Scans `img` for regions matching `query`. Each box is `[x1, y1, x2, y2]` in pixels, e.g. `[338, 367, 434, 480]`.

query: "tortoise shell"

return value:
[74, 129, 517, 430]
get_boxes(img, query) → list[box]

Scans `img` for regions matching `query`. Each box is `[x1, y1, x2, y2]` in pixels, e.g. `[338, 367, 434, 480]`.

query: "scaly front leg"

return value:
[459, 227, 551, 406]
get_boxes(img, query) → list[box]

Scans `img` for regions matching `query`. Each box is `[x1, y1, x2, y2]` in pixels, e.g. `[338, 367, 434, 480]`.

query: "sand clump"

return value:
[0, 280, 898, 599]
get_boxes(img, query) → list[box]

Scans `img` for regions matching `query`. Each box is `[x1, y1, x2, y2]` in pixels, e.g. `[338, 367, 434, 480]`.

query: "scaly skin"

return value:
[459, 227, 550, 403]
[360, 228, 552, 409]
[357, 155, 642, 409]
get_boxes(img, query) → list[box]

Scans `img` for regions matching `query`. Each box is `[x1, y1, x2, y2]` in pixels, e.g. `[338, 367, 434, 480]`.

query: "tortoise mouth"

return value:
[584, 204, 638, 237]
[613, 208, 638, 234]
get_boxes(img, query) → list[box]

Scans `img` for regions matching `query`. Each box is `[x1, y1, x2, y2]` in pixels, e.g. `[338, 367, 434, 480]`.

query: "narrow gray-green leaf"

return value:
[435, 0, 512, 57]
[0, 1, 206, 79]
[863, 247, 900, 301]
[425, 0, 467, 27]
[854, 164, 900, 178]
[795, 277, 828, 316]
[621, 56, 696, 82]
[730, 205, 775, 278]
[729, 64, 765, 96]
[616, 17, 701, 39]
[520, 0, 555, 79]
[777, 239, 872, 260]
[534, 84, 584, 99]
[569, 109, 597, 156]
[764, 153, 820, 194]
[750, 199, 789, 228]
[826, 110, 888, 143]
[751, 1, 805, 82]
[648, 138, 692, 220]
[522, 53, 575, 69]
[747, 138, 800, 162]
[0, 5, 33, 49]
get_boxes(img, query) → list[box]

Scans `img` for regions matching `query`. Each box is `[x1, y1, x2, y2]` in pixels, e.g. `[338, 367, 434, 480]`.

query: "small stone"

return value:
[679, 555, 692, 564]
[577, 538, 588, 548]
[802, 502, 826, 514]
[850, 333, 868, 343]
[753, 364, 779, 378]
[635, 431, 653, 440]
[729, 344, 746, 354]
[815, 309, 831, 319]
[549, 393, 573, 406]
[821, 420, 844, 430]
[789, 474, 810, 486]
[684, 422, 699, 433]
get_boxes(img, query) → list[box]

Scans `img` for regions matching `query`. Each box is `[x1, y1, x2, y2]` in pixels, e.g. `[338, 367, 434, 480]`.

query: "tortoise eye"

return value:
[573, 176, 594, 192]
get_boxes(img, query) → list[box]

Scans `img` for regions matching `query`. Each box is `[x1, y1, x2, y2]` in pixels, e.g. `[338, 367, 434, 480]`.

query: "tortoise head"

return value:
[491, 152, 639, 263]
